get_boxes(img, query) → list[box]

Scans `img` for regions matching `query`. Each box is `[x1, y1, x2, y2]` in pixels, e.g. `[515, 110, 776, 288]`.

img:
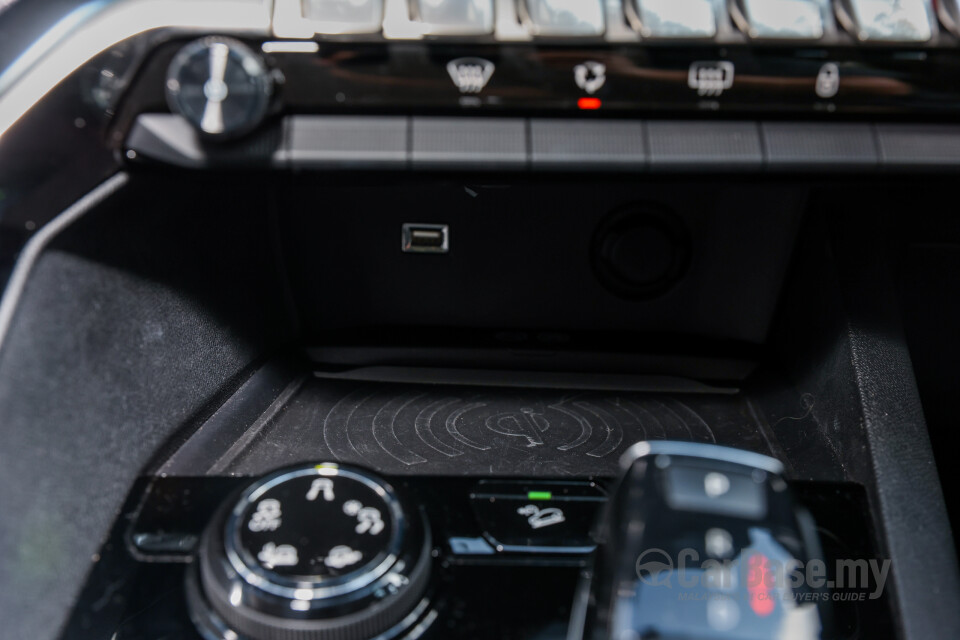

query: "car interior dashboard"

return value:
[0, 1, 959, 640]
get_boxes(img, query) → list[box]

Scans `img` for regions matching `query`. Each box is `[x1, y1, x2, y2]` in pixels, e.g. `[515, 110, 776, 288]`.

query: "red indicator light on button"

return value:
[747, 553, 776, 617]
[578, 97, 602, 110]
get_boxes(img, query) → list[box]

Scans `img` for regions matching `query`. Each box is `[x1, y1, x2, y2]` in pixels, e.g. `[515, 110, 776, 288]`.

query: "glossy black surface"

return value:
[120, 39, 960, 126]
[8, 28, 960, 291]
[60, 475, 892, 640]
[470, 480, 606, 552]
[578, 446, 827, 640]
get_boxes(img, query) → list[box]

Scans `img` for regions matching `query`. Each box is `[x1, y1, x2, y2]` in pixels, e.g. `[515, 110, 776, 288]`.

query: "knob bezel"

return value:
[190, 463, 432, 640]
[165, 36, 273, 139]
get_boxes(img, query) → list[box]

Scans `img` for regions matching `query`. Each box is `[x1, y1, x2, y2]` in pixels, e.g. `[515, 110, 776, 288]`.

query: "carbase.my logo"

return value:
[636, 548, 674, 586]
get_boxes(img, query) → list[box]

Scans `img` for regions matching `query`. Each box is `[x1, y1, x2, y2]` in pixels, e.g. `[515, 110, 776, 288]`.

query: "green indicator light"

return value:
[527, 491, 552, 501]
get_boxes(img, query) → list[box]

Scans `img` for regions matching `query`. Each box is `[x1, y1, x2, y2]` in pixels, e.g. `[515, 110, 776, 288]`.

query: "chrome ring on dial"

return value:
[223, 464, 407, 601]
[189, 463, 432, 640]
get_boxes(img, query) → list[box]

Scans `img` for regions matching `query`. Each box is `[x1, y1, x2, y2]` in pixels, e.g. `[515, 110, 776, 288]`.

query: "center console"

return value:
[1, 2, 958, 640]
[60, 368, 891, 640]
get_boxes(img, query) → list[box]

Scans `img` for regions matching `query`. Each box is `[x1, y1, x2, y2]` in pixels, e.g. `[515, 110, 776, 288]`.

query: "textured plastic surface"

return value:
[762, 122, 878, 169]
[876, 124, 960, 168]
[647, 121, 763, 170]
[530, 119, 646, 169]
[411, 117, 527, 169]
[126, 115, 960, 174]
[284, 116, 409, 167]
[0, 174, 292, 640]
[773, 191, 960, 640]
[182, 378, 777, 478]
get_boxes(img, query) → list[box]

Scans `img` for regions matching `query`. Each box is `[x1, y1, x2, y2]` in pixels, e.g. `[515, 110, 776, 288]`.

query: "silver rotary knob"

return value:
[165, 36, 273, 139]
[188, 464, 432, 640]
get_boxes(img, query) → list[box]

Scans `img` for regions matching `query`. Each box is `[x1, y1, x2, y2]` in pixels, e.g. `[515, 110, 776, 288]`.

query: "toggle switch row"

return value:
[272, 0, 957, 44]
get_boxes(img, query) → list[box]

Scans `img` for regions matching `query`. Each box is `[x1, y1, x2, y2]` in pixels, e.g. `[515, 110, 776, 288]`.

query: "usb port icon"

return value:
[402, 224, 449, 254]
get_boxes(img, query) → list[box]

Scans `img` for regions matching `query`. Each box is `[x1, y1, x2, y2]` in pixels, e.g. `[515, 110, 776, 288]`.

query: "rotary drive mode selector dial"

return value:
[165, 37, 273, 138]
[189, 464, 432, 640]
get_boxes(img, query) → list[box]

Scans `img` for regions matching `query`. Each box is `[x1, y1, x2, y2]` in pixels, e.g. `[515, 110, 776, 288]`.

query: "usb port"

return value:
[402, 223, 449, 254]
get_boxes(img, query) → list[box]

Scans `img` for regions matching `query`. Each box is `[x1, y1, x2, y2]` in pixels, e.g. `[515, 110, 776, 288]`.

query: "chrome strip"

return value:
[619, 440, 785, 474]
[223, 464, 407, 600]
[0, 1, 110, 95]
[0, 0, 273, 141]
[0, 172, 130, 357]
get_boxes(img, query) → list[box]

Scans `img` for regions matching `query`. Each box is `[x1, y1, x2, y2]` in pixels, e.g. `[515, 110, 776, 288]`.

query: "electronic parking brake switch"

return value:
[571, 441, 832, 640]
[470, 481, 607, 553]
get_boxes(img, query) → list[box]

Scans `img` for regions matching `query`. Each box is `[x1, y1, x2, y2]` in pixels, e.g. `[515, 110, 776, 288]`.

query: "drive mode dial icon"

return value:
[188, 464, 432, 640]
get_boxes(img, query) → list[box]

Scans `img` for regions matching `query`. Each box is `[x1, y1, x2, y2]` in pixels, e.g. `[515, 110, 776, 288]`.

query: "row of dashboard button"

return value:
[127, 114, 960, 172]
[273, 0, 959, 43]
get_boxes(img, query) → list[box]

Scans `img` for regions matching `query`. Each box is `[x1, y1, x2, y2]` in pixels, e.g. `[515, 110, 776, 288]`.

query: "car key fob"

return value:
[571, 441, 831, 640]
